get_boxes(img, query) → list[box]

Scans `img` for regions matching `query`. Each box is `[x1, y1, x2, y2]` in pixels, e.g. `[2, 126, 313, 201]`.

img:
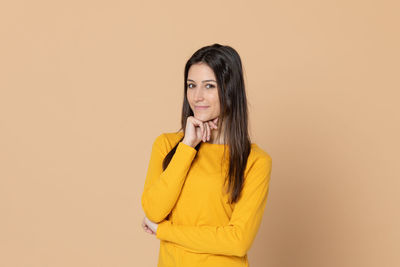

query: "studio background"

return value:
[1, 1, 399, 266]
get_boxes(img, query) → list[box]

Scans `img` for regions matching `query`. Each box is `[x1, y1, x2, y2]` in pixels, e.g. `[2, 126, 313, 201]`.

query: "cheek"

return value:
[214, 103, 220, 113]
[186, 91, 193, 103]
[212, 95, 220, 110]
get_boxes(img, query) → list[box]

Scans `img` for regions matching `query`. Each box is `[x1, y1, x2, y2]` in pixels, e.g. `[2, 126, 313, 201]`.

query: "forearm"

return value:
[142, 141, 197, 222]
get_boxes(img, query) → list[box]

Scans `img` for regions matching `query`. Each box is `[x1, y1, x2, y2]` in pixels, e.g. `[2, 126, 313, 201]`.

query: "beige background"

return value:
[1, 1, 399, 266]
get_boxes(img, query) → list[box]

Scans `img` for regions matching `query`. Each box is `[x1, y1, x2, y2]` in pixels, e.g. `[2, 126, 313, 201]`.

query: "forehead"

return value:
[188, 63, 216, 80]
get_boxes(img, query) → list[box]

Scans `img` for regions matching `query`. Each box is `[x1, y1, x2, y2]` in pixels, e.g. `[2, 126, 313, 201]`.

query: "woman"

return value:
[141, 43, 272, 267]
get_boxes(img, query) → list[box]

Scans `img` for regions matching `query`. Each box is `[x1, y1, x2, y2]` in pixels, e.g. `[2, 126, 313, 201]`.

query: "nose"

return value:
[194, 87, 205, 101]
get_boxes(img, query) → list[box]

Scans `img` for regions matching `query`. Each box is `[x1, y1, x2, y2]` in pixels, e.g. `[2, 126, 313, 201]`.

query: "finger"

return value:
[203, 123, 207, 142]
[199, 122, 205, 142]
[214, 118, 219, 128]
[191, 117, 204, 139]
[191, 117, 207, 142]
[204, 122, 208, 141]
[209, 121, 215, 129]
[207, 123, 211, 141]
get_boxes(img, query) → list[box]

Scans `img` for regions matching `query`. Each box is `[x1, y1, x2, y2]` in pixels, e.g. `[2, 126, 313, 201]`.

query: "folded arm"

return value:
[156, 156, 272, 257]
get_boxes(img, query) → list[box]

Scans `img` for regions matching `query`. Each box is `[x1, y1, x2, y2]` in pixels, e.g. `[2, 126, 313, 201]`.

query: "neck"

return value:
[208, 126, 226, 144]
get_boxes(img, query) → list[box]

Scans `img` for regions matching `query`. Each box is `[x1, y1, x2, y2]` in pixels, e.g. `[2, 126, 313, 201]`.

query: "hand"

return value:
[142, 216, 155, 235]
[182, 116, 219, 147]
[142, 215, 158, 235]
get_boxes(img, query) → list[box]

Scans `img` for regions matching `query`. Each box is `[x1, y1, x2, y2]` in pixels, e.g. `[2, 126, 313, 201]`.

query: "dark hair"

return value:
[162, 43, 251, 204]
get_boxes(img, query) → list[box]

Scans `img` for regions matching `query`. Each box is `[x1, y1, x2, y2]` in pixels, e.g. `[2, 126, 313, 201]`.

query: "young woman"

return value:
[141, 43, 272, 267]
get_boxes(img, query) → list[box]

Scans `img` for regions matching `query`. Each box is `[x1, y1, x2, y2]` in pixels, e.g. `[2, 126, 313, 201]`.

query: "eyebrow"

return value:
[187, 79, 216, 83]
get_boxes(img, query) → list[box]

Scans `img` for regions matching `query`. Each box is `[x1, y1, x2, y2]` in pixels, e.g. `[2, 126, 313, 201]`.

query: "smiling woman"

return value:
[141, 43, 272, 267]
[186, 62, 222, 144]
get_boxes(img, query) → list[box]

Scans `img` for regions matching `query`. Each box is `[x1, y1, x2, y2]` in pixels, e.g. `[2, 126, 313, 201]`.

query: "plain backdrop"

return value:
[0, 1, 399, 266]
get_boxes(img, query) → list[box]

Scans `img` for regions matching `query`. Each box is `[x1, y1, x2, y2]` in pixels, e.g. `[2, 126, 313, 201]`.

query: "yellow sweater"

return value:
[141, 131, 272, 267]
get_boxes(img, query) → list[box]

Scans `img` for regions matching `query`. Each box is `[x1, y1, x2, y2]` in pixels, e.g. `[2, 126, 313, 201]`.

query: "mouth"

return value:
[195, 106, 209, 110]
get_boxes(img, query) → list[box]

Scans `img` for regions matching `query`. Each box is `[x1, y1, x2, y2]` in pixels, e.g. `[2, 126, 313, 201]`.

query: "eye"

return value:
[186, 83, 194, 89]
[206, 84, 215, 89]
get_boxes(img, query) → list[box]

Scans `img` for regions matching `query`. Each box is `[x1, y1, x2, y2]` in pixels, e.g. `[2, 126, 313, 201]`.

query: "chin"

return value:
[194, 114, 210, 121]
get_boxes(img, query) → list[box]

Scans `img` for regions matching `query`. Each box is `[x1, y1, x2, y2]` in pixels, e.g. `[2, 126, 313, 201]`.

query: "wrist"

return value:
[182, 139, 194, 148]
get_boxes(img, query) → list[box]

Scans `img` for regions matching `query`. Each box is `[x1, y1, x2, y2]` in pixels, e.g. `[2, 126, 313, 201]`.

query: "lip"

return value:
[195, 106, 209, 109]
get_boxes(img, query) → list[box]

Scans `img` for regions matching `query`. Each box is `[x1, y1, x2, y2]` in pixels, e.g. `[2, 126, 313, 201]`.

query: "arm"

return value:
[141, 134, 197, 223]
[155, 156, 272, 257]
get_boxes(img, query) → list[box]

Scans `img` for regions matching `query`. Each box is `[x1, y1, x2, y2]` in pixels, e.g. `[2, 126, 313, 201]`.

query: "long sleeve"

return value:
[156, 156, 272, 257]
[141, 133, 197, 223]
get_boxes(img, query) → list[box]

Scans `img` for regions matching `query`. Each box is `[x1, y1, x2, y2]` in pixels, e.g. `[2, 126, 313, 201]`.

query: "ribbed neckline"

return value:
[198, 142, 229, 154]
[200, 142, 257, 148]
[200, 141, 228, 146]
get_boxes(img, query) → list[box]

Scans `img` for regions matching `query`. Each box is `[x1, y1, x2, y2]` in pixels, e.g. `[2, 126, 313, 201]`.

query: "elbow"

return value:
[144, 212, 164, 224]
[233, 244, 248, 257]
[143, 209, 165, 223]
[231, 231, 251, 257]
[141, 194, 166, 223]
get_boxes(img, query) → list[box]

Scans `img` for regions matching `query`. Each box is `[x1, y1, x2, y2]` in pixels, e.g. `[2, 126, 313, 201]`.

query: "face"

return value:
[186, 62, 220, 122]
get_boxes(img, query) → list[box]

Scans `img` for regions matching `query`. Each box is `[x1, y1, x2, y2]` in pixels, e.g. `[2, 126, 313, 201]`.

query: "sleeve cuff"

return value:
[156, 219, 172, 240]
[177, 141, 196, 154]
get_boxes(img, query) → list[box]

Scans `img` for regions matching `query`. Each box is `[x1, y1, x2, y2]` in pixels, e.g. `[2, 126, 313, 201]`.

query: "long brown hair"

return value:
[162, 43, 251, 204]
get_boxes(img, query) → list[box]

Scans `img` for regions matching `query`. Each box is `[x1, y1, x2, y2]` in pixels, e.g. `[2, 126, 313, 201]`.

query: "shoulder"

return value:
[249, 143, 272, 163]
[244, 143, 272, 178]
[151, 131, 184, 154]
